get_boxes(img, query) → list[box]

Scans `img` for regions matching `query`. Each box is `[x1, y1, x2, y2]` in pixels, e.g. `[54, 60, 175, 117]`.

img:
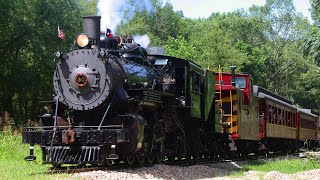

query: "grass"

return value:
[2, 132, 320, 179]
[0, 132, 69, 180]
[230, 157, 320, 177]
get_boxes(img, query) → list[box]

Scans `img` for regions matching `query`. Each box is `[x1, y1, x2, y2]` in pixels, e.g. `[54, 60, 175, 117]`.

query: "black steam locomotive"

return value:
[22, 16, 224, 166]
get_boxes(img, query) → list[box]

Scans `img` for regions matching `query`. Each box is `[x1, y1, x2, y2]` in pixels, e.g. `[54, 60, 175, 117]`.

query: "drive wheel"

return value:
[125, 155, 135, 166]
[155, 151, 163, 163]
[146, 153, 154, 165]
[105, 159, 113, 168]
[136, 152, 145, 166]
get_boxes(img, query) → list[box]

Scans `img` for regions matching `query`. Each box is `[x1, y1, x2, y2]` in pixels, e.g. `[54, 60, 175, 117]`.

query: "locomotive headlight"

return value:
[76, 34, 89, 48]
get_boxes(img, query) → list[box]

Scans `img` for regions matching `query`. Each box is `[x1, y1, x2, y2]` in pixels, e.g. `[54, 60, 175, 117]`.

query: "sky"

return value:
[169, 0, 312, 20]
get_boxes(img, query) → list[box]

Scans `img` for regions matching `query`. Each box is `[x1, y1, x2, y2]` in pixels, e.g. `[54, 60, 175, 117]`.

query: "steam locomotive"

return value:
[22, 16, 319, 167]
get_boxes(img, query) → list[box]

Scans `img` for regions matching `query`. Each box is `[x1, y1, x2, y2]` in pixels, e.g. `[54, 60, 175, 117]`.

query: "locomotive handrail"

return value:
[48, 97, 59, 161]
[39, 100, 55, 103]
[98, 91, 117, 130]
[130, 66, 146, 76]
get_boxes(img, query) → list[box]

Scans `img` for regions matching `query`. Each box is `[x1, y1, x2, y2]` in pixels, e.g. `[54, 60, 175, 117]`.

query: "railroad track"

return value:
[49, 166, 106, 174]
[48, 153, 299, 174]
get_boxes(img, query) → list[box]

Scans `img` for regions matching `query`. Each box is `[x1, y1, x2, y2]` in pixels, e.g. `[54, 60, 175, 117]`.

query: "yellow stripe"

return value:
[229, 126, 238, 133]
[300, 127, 316, 131]
[233, 105, 237, 111]
[232, 115, 237, 121]
[266, 123, 296, 130]
[226, 116, 237, 122]
[233, 94, 237, 100]
[221, 95, 237, 102]
[221, 97, 230, 102]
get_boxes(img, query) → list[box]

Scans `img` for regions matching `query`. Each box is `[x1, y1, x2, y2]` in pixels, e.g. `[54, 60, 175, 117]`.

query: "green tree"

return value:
[0, 0, 95, 125]
[117, 0, 191, 46]
[301, 26, 320, 65]
[248, 0, 311, 97]
[206, 11, 268, 85]
[310, 0, 320, 27]
[291, 63, 320, 110]
[113, 0, 318, 111]
[189, 15, 247, 70]
[164, 36, 197, 61]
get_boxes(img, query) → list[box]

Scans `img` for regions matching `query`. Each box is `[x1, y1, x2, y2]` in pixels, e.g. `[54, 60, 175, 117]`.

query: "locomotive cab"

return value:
[150, 55, 216, 119]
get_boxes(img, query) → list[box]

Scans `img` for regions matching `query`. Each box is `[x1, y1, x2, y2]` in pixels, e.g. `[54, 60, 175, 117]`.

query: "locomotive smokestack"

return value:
[82, 16, 101, 48]
[230, 66, 236, 86]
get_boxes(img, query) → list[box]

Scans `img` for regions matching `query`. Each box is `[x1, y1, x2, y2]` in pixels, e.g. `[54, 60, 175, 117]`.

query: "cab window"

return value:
[235, 77, 246, 89]
[191, 70, 201, 93]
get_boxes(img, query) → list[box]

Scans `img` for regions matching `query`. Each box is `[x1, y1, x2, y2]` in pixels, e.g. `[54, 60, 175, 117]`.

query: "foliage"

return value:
[311, 0, 320, 27]
[247, 0, 312, 99]
[164, 36, 197, 62]
[291, 64, 320, 109]
[0, 0, 96, 124]
[189, 14, 248, 71]
[1, 0, 320, 124]
[0, 133, 68, 179]
[231, 158, 320, 176]
[117, 0, 189, 46]
[301, 26, 320, 65]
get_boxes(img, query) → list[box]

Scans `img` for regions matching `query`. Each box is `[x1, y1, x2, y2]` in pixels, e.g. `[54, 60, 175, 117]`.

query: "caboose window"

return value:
[235, 77, 246, 89]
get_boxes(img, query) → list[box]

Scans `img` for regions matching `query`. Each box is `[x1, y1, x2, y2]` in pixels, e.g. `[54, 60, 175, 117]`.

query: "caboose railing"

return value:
[215, 65, 223, 122]
[215, 65, 238, 134]
[229, 90, 233, 132]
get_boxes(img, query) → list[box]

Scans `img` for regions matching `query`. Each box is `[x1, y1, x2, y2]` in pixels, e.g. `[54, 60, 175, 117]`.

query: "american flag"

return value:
[58, 25, 65, 39]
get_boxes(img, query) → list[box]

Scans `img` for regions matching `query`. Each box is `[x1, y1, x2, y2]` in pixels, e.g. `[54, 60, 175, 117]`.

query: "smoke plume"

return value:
[133, 34, 151, 48]
[97, 0, 153, 33]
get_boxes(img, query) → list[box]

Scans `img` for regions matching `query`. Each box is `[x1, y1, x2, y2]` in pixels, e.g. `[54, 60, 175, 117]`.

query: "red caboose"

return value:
[215, 66, 319, 154]
[215, 66, 260, 154]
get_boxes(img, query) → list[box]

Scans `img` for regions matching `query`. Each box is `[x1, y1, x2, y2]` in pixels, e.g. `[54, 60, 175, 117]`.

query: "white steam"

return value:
[97, 0, 153, 33]
[133, 35, 150, 48]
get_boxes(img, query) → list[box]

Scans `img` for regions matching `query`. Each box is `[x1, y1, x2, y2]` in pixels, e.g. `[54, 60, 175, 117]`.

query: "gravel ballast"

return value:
[69, 159, 320, 180]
